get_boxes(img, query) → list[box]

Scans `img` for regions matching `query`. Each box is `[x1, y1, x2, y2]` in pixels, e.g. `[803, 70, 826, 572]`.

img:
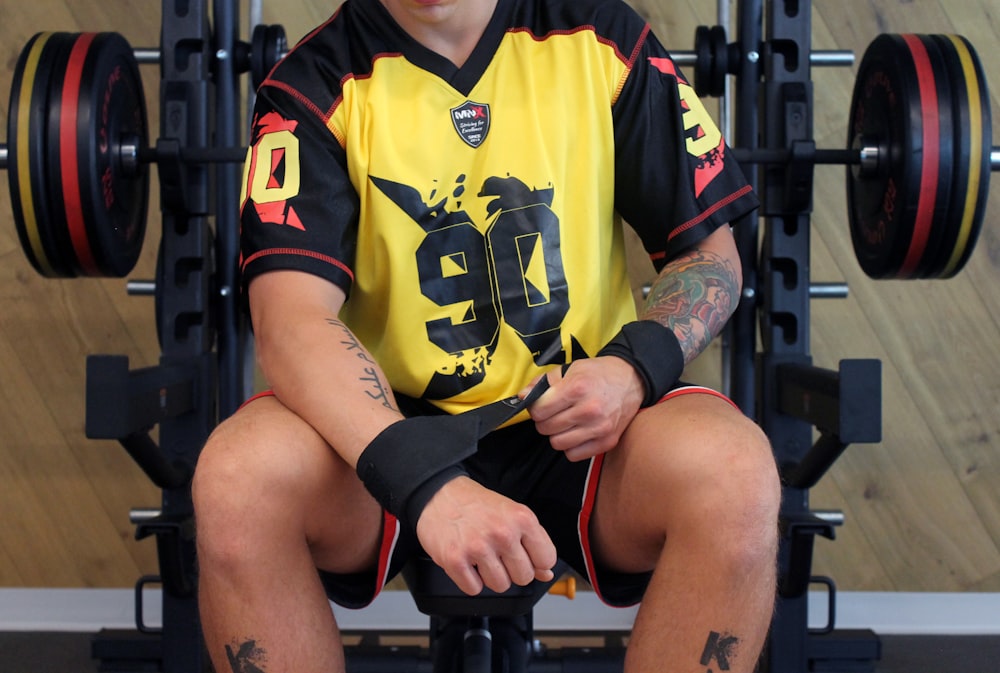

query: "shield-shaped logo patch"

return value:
[450, 101, 491, 148]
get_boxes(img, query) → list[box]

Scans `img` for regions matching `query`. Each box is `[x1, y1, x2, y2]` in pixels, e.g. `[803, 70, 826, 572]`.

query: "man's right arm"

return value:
[249, 269, 402, 468]
[248, 269, 557, 594]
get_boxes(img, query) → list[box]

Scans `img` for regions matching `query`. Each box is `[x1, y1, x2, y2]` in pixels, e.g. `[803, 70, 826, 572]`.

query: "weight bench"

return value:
[342, 555, 625, 673]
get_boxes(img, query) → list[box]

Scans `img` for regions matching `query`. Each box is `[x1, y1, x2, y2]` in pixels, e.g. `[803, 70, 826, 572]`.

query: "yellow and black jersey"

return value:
[239, 0, 758, 414]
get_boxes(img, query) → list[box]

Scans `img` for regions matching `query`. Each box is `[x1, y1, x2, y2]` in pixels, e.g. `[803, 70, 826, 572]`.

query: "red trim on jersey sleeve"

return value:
[260, 80, 332, 125]
[647, 184, 754, 263]
[242, 247, 355, 281]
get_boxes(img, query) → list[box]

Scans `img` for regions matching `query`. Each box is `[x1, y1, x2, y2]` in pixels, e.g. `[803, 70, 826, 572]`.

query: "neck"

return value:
[381, 0, 499, 67]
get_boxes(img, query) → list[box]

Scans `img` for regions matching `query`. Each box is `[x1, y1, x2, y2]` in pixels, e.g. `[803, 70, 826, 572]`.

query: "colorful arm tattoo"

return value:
[641, 248, 740, 365]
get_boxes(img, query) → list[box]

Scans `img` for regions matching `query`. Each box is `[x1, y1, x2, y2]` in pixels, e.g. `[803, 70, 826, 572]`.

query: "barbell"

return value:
[1, 30, 995, 280]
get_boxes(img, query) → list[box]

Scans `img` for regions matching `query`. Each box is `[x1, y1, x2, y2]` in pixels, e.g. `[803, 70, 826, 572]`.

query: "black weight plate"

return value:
[937, 35, 990, 278]
[908, 35, 956, 279]
[56, 33, 106, 275]
[8, 33, 77, 277]
[74, 32, 149, 277]
[44, 33, 92, 278]
[251, 24, 288, 90]
[846, 34, 924, 279]
[893, 34, 947, 279]
[919, 35, 975, 279]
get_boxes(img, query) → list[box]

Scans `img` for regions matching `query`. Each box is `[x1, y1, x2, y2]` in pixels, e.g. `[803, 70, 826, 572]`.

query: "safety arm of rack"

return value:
[775, 359, 882, 488]
[85, 354, 197, 439]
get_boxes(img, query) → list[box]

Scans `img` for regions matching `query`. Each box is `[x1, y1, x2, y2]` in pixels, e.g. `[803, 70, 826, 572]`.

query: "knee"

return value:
[688, 414, 781, 570]
[191, 423, 265, 562]
[192, 417, 315, 561]
[719, 421, 780, 558]
[641, 402, 781, 565]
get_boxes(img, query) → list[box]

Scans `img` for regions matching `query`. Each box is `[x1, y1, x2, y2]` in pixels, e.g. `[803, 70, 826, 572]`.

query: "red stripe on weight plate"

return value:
[898, 34, 939, 278]
[59, 32, 100, 275]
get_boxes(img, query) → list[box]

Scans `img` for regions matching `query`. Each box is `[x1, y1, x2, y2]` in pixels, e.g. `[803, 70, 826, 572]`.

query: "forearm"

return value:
[256, 310, 403, 468]
[640, 243, 742, 365]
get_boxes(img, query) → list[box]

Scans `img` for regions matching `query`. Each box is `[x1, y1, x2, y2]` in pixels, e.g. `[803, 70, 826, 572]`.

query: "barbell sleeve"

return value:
[671, 49, 855, 68]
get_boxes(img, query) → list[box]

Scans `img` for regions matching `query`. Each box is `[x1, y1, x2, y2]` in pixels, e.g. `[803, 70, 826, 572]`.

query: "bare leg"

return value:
[193, 396, 384, 673]
[592, 393, 781, 673]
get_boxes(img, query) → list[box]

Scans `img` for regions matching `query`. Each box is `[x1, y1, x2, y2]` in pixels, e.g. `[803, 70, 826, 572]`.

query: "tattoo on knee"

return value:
[226, 638, 268, 673]
[700, 630, 740, 671]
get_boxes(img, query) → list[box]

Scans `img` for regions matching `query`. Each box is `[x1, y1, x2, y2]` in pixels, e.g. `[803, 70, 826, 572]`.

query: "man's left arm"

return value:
[640, 224, 742, 364]
[525, 224, 741, 461]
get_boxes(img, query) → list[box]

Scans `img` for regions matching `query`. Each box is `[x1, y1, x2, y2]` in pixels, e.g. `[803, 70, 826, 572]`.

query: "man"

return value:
[192, 1, 781, 672]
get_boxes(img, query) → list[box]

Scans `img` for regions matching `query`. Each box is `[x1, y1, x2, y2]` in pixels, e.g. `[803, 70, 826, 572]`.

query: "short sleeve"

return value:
[613, 26, 758, 271]
[239, 86, 360, 296]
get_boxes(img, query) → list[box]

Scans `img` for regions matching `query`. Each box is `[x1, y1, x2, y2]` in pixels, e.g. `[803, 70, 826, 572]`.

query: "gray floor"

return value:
[3, 631, 1000, 672]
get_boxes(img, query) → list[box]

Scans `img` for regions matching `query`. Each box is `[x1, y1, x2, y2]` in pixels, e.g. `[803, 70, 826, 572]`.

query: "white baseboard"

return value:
[0, 588, 998, 635]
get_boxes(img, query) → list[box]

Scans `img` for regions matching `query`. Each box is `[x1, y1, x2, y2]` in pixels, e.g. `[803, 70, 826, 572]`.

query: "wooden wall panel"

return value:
[0, 0, 998, 595]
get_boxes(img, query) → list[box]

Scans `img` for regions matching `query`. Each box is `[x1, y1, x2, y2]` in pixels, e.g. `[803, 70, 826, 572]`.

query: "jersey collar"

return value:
[361, 0, 514, 96]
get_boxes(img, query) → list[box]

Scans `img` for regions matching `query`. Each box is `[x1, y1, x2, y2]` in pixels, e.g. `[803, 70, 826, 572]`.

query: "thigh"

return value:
[194, 392, 385, 575]
[590, 388, 776, 574]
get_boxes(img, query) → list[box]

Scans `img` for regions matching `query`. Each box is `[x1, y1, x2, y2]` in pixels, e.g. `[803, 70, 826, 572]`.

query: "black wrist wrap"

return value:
[597, 320, 685, 407]
[357, 376, 554, 529]
[357, 414, 481, 528]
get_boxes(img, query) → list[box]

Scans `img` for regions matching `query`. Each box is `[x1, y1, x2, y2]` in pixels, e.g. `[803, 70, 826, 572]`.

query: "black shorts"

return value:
[317, 384, 733, 610]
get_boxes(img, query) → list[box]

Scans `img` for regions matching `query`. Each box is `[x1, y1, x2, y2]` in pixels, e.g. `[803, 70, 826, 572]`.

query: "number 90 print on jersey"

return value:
[370, 174, 572, 400]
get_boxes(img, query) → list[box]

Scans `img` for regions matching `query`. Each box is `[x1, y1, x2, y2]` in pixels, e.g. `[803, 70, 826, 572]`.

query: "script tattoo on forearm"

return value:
[642, 249, 740, 364]
[225, 638, 268, 673]
[325, 318, 394, 409]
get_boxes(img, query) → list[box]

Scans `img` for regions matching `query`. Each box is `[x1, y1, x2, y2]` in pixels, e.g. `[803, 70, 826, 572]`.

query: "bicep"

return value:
[249, 270, 347, 331]
[689, 224, 742, 288]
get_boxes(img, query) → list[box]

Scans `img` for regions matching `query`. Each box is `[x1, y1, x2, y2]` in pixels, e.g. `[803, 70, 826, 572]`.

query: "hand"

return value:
[519, 357, 644, 462]
[415, 477, 557, 595]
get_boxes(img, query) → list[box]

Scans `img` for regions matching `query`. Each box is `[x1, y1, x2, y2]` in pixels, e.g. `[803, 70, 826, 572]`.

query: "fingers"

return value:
[416, 476, 558, 596]
[441, 520, 558, 595]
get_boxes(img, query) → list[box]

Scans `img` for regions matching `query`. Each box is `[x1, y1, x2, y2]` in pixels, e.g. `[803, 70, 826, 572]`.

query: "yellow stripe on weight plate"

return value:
[12, 32, 57, 276]
[941, 34, 985, 278]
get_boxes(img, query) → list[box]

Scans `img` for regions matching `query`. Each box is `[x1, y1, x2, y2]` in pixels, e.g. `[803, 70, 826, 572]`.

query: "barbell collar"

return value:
[0, 145, 7, 170]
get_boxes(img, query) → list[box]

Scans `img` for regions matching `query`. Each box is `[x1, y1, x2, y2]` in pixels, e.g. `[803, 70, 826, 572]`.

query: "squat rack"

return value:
[20, 0, 916, 671]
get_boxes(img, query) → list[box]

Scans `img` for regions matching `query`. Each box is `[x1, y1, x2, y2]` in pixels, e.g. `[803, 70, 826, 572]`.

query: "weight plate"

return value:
[57, 33, 101, 276]
[847, 34, 924, 279]
[44, 33, 93, 278]
[7, 33, 66, 276]
[918, 34, 973, 279]
[895, 34, 946, 279]
[74, 32, 150, 277]
[907, 35, 956, 279]
[938, 35, 990, 278]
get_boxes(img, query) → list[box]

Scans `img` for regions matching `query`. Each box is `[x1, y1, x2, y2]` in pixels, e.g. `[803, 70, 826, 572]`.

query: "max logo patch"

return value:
[451, 101, 490, 148]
